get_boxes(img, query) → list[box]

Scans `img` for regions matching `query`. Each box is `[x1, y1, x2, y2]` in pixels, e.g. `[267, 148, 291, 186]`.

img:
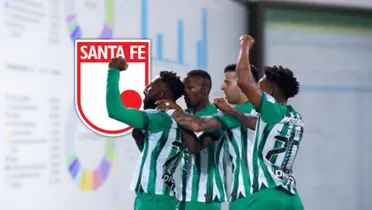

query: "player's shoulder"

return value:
[280, 106, 304, 127]
[143, 109, 172, 119]
[291, 107, 303, 120]
[282, 115, 304, 127]
[144, 109, 178, 129]
[234, 101, 254, 114]
[202, 110, 222, 118]
[143, 109, 171, 116]
[262, 92, 289, 113]
[289, 107, 304, 125]
[143, 109, 160, 114]
[205, 105, 221, 117]
[263, 92, 276, 103]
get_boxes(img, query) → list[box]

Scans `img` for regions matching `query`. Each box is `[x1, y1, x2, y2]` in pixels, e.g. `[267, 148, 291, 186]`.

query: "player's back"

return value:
[179, 103, 227, 203]
[251, 93, 304, 195]
[130, 109, 183, 197]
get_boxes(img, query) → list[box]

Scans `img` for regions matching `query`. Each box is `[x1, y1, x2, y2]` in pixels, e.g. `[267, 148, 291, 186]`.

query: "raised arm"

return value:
[236, 38, 288, 124]
[106, 67, 171, 132]
[236, 35, 262, 110]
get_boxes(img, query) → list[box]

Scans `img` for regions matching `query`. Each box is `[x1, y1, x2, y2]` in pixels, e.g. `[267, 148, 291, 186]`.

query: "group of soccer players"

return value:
[105, 35, 305, 210]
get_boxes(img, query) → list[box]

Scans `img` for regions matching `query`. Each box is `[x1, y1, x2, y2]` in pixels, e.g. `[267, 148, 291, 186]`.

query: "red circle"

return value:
[120, 90, 142, 109]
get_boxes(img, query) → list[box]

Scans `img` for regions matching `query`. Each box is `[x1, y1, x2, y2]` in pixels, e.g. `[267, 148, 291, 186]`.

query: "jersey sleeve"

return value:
[143, 109, 176, 132]
[257, 92, 286, 124]
[213, 114, 241, 129]
[106, 68, 172, 132]
[213, 103, 253, 129]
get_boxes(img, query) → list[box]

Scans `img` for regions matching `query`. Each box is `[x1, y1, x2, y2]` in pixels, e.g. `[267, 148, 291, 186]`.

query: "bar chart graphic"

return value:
[140, 0, 208, 70]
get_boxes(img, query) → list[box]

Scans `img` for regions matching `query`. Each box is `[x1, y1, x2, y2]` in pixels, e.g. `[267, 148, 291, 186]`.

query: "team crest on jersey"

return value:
[74, 39, 151, 137]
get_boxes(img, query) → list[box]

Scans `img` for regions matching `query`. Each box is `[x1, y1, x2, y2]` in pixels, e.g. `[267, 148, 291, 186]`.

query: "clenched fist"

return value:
[213, 98, 233, 113]
[109, 57, 129, 71]
[239, 35, 255, 50]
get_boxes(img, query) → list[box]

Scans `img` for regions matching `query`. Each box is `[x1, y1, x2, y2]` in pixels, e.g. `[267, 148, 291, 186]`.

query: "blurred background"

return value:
[1, 0, 372, 209]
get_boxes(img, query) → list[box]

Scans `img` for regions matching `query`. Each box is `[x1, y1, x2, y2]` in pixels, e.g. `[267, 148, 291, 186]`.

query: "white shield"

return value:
[74, 39, 151, 137]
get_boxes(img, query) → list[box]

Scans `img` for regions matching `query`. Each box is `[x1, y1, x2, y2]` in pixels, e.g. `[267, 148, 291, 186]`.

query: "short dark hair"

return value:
[264, 65, 300, 99]
[159, 71, 184, 100]
[186, 69, 212, 88]
[224, 64, 236, 73]
[223, 64, 259, 82]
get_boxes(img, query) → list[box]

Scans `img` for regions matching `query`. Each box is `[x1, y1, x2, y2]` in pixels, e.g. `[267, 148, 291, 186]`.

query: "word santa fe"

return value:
[78, 42, 148, 62]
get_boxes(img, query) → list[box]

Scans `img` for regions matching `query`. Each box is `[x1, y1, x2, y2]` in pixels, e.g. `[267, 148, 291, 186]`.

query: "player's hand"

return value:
[156, 99, 183, 113]
[213, 98, 233, 113]
[239, 35, 255, 51]
[109, 57, 128, 71]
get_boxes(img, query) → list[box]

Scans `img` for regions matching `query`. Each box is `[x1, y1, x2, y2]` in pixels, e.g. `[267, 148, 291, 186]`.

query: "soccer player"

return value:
[158, 70, 226, 210]
[105, 57, 191, 210]
[221, 63, 260, 106]
[168, 64, 261, 210]
[235, 35, 304, 210]
[217, 63, 261, 209]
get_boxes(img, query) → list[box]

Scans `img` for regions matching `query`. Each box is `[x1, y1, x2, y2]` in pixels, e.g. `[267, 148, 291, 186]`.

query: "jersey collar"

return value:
[185, 103, 217, 117]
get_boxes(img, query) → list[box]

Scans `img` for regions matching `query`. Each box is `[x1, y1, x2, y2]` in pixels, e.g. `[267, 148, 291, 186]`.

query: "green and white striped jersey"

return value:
[251, 93, 304, 194]
[106, 69, 183, 197]
[178, 103, 227, 203]
[130, 109, 184, 197]
[214, 101, 257, 201]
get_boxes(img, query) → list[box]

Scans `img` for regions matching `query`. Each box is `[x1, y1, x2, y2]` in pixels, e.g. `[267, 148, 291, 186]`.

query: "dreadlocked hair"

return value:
[264, 65, 300, 99]
[159, 71, 184, 100]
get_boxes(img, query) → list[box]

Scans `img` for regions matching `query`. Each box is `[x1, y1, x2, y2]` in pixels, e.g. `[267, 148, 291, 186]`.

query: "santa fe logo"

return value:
[74, 39, 151, 137]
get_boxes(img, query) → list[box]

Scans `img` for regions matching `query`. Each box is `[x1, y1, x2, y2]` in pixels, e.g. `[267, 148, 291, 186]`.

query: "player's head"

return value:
[184, 69, 211, 108]
[258, 65, 300, 101]
[221, 64, 259, 104]
[143, 71, 184, 109]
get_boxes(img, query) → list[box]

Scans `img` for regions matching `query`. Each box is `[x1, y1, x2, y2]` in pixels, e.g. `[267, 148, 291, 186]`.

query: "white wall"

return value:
[0, 0, 246, 209]
[263, 7, 372, 210]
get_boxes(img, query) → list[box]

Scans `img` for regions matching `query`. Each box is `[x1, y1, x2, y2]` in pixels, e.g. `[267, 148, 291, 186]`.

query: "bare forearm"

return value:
[172, 112, 198, 130]
[172, 112, 221, 131]
[236, 46, 262, 108]
[225, 109, 257, 130]
[236, 48, 255, 85]
[200, 118, 221, 130]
